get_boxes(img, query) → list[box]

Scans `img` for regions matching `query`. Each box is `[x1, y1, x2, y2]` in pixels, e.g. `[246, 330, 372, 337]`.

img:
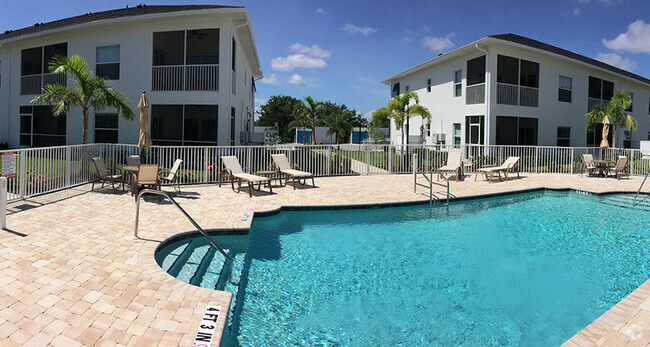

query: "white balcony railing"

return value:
[587, 97, 603, 112]
[20, 73, 67, 95]
[497, 83, 538, 107]
[465, 83, 485, 104]
[152, 64, 219, 91]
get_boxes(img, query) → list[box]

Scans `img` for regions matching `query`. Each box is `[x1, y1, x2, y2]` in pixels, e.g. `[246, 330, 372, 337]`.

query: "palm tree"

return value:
[288, 109, 312, 144]
[32, 55, 135, 144]
[387, 91, 432, 146]
[323, 110, 353, 144]
[292, 96, 323, 144]
[585, 90, 637, 147]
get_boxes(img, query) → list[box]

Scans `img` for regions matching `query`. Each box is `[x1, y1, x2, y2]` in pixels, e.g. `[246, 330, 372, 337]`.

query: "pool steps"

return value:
[601, 195, 650, 212]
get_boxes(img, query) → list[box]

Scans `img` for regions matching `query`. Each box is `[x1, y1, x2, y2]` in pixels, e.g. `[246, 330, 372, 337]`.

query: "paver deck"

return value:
[0, 173, 648, 346]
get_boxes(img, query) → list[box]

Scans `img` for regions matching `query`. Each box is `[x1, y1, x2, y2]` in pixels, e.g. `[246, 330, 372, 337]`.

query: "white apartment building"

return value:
[382, 34, 650, 149]
[0, 4, 262, 148]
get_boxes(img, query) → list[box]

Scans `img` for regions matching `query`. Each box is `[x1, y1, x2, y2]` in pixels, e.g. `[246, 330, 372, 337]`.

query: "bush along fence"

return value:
[0, 143, 648, 202]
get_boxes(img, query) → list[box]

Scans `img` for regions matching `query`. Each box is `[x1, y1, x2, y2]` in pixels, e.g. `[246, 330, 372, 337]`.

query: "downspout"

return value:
[229, 18, 249, 145]
[475, 44, 490, 145]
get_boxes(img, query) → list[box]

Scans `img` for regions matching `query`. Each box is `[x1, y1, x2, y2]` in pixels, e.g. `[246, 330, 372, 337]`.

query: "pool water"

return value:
[155, 191, 650, 346]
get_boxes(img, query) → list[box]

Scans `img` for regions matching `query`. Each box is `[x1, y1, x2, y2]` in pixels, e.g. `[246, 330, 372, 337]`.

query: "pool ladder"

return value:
[134, 189, 232, 260]
[413, 153, 450, 205]
[634, 169, 650, 204]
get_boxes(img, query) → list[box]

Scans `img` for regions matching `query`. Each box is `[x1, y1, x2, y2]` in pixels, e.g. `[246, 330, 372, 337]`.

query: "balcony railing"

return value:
[152, 64, 219, 91]
[20, 73, 67, 95]
[587, 97, 603, 112]
[497, 83, 538, 107]
[465, 84, 485, 104]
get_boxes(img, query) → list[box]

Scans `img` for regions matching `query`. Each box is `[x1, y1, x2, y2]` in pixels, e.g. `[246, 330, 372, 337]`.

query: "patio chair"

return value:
[271, 153, 315, 189]
[91, 157, 124, 193]
[606, 156, 629, 180]
[126, 155, 141, 167]
[160, 159, 183, 193]
[581, 154, 597, 177]
[437, 152, 462, 182]
[135, 164, 161, 200]
[475, 157, 520, 182]
[220, 156, 272, 197]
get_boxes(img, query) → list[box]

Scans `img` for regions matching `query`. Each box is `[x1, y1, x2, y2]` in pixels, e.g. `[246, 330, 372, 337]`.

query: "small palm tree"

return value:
[292, 96, 323, 144]
[288, 109, 312, 144]
[387, 91, 431, 146]
[585, 90, 637, 147]
[32, 55, 135, 144]
[324, 110, 354, 144]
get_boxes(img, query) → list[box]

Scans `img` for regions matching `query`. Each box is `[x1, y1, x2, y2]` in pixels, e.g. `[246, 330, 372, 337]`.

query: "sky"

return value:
[2, 0, 650, 119]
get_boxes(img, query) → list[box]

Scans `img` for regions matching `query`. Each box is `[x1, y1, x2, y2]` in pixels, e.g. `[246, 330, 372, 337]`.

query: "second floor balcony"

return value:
[21, 73, 67, 95]
[497, 83, 538, 107]
[152, 64, 219, 91]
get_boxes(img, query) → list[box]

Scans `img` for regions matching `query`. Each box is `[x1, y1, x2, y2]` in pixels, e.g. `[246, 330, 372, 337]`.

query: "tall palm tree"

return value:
[585, 90, 637, 147]
[324, 110, 354, 144]
[292, 96, 323, 144]
[387, 91, 432, 146]
[32, 55, 135, 144]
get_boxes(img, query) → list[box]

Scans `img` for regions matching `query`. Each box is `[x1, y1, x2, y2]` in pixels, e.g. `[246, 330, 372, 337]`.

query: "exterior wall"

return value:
[0, 11, 258, 148]
[388, 42, 650, 148]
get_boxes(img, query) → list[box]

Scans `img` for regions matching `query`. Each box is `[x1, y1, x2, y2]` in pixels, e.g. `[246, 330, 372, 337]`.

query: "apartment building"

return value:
[0, 4, 262, 148]
[382, 34, 650, 148]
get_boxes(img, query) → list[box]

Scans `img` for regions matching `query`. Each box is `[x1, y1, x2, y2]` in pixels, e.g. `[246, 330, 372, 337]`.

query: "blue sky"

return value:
[3, 0, 650, 118]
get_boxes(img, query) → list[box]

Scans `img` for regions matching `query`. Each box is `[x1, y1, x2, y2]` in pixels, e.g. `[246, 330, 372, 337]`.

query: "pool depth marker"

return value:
[191, 305, 222, 347]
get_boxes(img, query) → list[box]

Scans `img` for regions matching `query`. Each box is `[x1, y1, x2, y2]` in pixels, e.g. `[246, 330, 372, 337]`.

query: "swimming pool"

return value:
[155, 190, 650, 346]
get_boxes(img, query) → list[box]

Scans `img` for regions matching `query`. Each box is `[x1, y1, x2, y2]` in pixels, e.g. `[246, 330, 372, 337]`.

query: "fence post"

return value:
[327, 146, 332, 176]
[629, 149, 634, 175]
[535, 147, 539, 174]
[570, 148, 574, 174]
[365, 144, 370, 175]
[203, 147, 209, 183]
[413, 153, 418, 193]
[19, 151, 26, 199]
[388, 146, 392, 173]
[65, 146, 71, 187]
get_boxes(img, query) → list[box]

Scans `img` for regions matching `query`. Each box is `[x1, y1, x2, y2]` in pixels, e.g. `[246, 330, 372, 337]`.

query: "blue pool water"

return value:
[155, 191, 650, 346]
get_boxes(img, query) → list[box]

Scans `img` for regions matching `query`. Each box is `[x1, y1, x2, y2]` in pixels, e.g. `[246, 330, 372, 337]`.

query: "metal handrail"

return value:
[634, 170, 650, 203]
[134, 189, 232, 260]
[413, 153, 450, 204]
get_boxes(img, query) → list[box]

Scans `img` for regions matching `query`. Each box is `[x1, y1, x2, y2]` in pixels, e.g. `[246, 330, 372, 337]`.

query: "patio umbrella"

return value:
[600, 115, 610, 148]
[137, 92, 152, 149]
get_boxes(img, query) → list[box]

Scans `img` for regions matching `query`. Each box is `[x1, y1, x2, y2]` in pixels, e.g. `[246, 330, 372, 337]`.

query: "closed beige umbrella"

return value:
[137, 92, 152, 149]
[600, 116, 610, 148]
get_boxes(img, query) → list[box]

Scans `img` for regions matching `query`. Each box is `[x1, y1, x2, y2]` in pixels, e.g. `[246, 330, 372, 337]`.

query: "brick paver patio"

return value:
[0, 173, 648, 346]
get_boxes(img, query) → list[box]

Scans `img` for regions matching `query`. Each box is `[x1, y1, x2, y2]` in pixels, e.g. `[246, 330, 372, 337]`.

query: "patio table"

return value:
[591, 160, 614, 177]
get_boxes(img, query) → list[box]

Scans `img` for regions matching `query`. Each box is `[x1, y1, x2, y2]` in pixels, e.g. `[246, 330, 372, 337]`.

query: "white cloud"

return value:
[602, 20, 650, 54]
[596, 52, 638, 70]
[289, 43, 332, 58]
[573, 8, 581, 16]
[343, 24, 378, 35]
[422, 33, 456, 52]
[261, 73, 281, 85]
[317, 7, 325, 14]
[288, 74, 306, 86]
[255, 98, 268, 105]
[271, 54, 327, 71]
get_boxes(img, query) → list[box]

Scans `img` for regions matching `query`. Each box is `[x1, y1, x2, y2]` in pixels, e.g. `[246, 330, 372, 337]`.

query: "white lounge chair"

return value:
[271, 153, 315, 189]
[220, 156, 272, 197]
[475, 156, 520, 182]
[438, 152, 462, 182]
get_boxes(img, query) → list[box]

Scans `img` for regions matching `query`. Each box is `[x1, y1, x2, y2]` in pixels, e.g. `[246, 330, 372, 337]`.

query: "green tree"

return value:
[256, 95, 303, 143]
[31, 55, 135, 144]
[387, 91, 431, 146]
[368, 107, 391, 143]
[292, 96, 323, 144]
[585, 90, 637, 147]
[323, 110, 354, 144]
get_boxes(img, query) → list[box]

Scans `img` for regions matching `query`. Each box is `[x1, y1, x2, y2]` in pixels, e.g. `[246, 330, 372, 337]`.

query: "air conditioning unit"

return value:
[431, 133, 446, 144]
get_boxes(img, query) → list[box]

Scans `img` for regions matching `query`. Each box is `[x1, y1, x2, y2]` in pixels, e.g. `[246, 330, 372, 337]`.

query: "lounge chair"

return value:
[220, 156, 272, 197]
[271, 154, 315, 189]
[606, 156, 628, 180]
[475, 156, 520, 182]
[160, 159, 183, 193]
[91, 157, 124, 193]
[581, 154, 597, 176]
[437, 152, 462, 182]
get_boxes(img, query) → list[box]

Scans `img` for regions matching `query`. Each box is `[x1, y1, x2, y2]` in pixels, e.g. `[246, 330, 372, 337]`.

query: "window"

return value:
[465, 115, 484, 145]
[232, 38, 236, 71]
[496, 55, 539, 106]
[519, 60, 539, 88]
[454, 70, 462, 97]
[557, 127, 570, 147]
[19, 106, 66, 147]
[96, 46, 120, 80]
[558, 76, 572, 102]
[153, 29, 219, 66]
[21, 47, 42, 76]
[497, 55, 519, 85]
[391, 83, 400, 98]
[151, 105, 218, 145]
[587, 76, 615, 111]
[95, 113, 118, 143]
[466, 56, 485, 86]
[453, 123, 461, 146]
[495, 116, 538, 145]
[427, 78, 431, 93]
[626, 92, 633, 112]
[20, 43, 68, 95]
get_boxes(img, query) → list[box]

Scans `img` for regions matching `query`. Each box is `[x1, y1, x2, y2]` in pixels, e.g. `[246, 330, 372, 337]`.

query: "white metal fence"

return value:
[1, 143, 648, 202]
